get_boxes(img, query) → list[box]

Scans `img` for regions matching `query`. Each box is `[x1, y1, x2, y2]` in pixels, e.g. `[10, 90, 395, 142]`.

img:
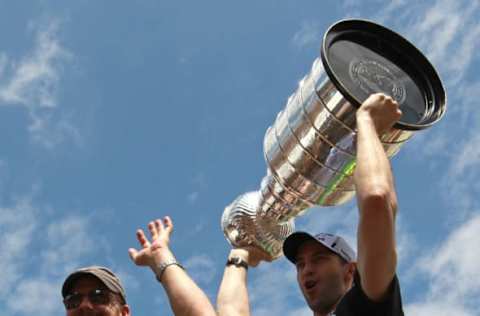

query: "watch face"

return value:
[227, 257, 248, 269]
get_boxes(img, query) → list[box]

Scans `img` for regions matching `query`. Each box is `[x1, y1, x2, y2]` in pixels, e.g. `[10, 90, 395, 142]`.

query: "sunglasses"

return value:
[63, 289, 113, 310]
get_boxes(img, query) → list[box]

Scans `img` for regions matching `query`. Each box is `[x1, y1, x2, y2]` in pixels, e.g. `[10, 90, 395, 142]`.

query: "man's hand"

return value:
[129, 216, 217, 316]
[230, 247, 271, 267]
[128, 216, 174, 269]
[217, 247, 268, 316]
[357, 93, 402, 135]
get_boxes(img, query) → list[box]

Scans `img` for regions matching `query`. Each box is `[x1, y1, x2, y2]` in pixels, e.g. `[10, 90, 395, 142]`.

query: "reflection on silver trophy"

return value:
[221, 19, 446, 260]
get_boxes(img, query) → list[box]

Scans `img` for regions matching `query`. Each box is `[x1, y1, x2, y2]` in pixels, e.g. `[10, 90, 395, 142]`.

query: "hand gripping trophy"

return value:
[221, 19, 446, 260]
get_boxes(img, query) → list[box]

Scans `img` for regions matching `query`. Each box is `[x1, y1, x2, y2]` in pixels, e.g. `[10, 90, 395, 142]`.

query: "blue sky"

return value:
[0, 0, 479, 315]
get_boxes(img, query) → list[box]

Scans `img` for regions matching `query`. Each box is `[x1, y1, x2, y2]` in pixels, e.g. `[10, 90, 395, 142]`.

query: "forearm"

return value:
[217, 250, 251, 316]
[355, 113, 396, 205]
[354, 112, 398, 300]
[155, 250, 216, 316]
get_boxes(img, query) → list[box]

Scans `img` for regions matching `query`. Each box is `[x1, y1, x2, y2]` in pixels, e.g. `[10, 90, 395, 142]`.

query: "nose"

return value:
[77, 296, 94, 310]
[300, 261, 315, 279]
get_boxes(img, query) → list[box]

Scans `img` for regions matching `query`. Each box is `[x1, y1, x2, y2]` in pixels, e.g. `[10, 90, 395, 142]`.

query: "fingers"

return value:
[163, 216, 173, 233]
[372, 92, 386, 100]
[366, 93, 400, 112]
[384, 96, 402, 118]
[134, 217, 173, 250]
[154, 218, 164, 235]
[372, 93, 396, 105]
[128, 248, 138, 262]
[136, 229, 151, 248]
[369, 92, 395, 102]
[148, 221, 158, 239]
[153, 216, 173, 234]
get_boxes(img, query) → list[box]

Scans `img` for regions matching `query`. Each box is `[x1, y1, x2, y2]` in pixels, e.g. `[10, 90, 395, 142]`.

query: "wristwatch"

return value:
[226, 256, 249, 270]
[155, 259, 185, 282]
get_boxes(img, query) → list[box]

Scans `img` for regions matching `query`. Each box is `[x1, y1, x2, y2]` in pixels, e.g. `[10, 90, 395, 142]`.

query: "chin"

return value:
[306, 292, 342, 314]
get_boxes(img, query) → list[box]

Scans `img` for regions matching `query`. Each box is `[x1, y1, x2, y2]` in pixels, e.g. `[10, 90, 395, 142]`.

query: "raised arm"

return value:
[354, 93, 402, 301]
[217, 248, 265, 316]
[129, 216, 216, 316]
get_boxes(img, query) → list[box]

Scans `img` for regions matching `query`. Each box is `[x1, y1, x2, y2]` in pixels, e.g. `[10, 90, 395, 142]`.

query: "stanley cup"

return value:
[221, 19, 446, 260]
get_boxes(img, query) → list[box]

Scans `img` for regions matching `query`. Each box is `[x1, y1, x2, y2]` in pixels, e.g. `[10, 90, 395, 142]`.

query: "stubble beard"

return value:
[70, 305, 123, 316]
[304, 272, 345, 314]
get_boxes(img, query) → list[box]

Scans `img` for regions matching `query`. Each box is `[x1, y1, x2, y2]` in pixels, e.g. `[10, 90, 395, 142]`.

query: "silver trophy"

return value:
[221, 19, 446, 260]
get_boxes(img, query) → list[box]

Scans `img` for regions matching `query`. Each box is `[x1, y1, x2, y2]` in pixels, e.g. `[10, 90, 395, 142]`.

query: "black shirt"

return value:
[332, 272, 404, 316]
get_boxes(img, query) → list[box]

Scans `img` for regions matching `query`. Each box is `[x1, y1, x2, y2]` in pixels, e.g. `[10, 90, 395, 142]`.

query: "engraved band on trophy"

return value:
[221, 19, 446, 260]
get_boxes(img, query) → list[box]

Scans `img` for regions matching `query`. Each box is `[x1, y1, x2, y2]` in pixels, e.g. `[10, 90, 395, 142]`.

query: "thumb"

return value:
[128, 248, 138, 262]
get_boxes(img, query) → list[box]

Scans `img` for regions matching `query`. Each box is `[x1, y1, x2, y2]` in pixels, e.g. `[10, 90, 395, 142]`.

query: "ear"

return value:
[121, 304, 131, 316]
[343, 262, 356, 285]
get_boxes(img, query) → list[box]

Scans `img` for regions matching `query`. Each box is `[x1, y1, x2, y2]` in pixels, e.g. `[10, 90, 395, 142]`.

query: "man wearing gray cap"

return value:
[62, 266, 131, 316]
[217, 93, 405, 315]
[62, 216, 216, 316]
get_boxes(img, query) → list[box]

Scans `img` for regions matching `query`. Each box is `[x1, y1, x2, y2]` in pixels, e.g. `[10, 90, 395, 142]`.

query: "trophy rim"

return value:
[321, 18, 447, 131]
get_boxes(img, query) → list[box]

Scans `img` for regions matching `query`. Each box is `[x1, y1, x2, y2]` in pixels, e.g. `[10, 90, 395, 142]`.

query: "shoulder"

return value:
[334, 272, 404, 316]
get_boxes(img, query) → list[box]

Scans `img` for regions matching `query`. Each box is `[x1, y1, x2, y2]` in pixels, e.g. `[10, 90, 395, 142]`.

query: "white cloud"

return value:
[410, 1, 480, 85]
[285, 307, 312, 316]
[368, 0, 480, 89]
[0, 195, 109, 316]
[343, 0, 411, 20]
[192, 172, 208, 189]
[292, 21, 321, 49]
[0, 53, 7, 76]
[449, 134, 480, 180]
[427, 215, 480, 298]
[377, 0, 409, 20]
[184, 254, 217, 285]
[30, 110, 83, 149]
[405, 213, 480, 315]
[434, 130, 480, 214]
[185, 221, 207, 238]
[0, 20, 77, 148]
[0, 22, 66, 107]
[187, 191, 199, 204]
[114, 269, 141, 294]
[0, 197, 37, 297]
[395, 215, 417, 271]
[186, 173, 209, 205]
[367, 1, 480, 193]
[455, 80, 480, 126]
[250, 260, 302, 316]
[7, 278, 61, 316]
[40, 215, 96, 276]
[0, 160, 7, 193]
[297, 204, 358, 249]
[406, 302, 473, 316]
[344, 0, 480, 91]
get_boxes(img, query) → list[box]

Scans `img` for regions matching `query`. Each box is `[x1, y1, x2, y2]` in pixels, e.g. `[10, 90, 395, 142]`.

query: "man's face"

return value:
[64, 275, 130, 316]
[295, 240, 352, 314]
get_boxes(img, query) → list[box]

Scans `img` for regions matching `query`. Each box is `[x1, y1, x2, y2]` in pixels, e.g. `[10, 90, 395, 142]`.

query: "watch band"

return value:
[155, 259, 185, 282]
[226, 256, 249, 270]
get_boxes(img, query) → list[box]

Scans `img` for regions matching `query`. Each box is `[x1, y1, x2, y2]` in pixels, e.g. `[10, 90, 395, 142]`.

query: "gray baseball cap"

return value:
[283, 232, 356, 263]
[62, 266, 127, 303]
